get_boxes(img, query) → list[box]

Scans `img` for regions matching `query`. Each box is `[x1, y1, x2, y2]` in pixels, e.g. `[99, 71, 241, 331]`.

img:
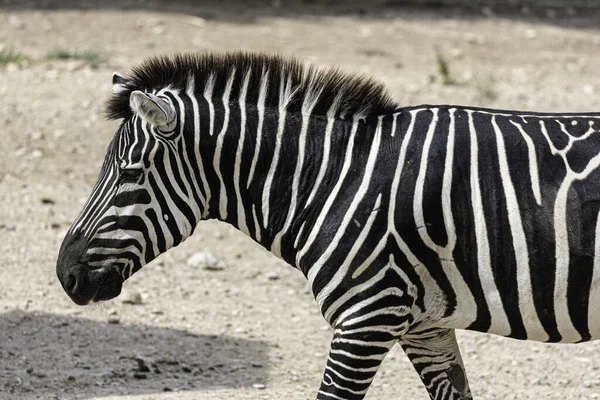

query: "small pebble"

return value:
[121, 290, 143, 305]
[252, 383, 266, 390]
[266, 272, 280, 281]
[186, 251, 224, 271]
[157, 355, 179, 365]
[107, 316, 120, 324]
[133, 372, 147, 379]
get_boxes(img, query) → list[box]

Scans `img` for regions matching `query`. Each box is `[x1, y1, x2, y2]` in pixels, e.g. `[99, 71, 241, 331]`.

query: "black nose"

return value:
[57, 232, 93, 305]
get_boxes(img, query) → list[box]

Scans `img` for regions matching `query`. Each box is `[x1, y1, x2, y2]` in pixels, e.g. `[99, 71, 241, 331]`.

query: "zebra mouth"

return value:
[91, 267, 123, 302]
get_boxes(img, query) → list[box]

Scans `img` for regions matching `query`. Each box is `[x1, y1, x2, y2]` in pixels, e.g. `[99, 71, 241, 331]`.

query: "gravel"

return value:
[1, 3, 600, 400]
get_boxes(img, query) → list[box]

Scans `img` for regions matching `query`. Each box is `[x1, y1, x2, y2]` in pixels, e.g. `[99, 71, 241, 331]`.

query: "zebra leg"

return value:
[400, 328, 472, 400]
[316, 329, 396, 400]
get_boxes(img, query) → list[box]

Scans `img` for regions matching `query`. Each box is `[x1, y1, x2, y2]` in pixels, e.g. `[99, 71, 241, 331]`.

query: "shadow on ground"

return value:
[0, 310, 269, 399]
[1, 0, 599, 27]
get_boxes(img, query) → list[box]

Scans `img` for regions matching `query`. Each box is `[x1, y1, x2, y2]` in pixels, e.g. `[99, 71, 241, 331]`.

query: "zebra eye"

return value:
[119, 168, 143, 184]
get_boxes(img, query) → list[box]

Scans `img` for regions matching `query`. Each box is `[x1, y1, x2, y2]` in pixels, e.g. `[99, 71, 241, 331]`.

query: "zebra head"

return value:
[56, 72, 201, 306]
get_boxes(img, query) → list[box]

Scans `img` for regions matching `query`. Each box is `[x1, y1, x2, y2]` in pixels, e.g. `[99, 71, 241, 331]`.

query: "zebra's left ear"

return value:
[129, 90, 177, 132]
[112, 72, 129, 94]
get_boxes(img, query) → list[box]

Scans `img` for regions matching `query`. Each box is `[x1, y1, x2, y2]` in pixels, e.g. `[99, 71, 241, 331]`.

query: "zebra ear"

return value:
[129, 91, 177, 132]
[112, 72, 128, 94]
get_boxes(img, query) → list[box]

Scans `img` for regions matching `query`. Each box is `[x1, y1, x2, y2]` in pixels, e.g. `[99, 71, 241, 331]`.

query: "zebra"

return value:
[56, 52, 600, 400]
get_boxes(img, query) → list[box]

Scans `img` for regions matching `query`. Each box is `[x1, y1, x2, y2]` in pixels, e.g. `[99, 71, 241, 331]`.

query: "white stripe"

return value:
[492, 115, 548, 341]
[186, 74, 211, 213]
[413, 108, 478, 329]
[413, 108, 441, 252]
[204, 74, 216, 136]
[261, 74, 295, 231]
[390, 111, 399, 137]
[509, 120, 542, 205]
[386, 110, 444, 319]
[233, 69, 251, 235]
[552, 154, 600, 342]
[75, 167, 118, 235]
[304, 94, 341, 208]
[311, 116, 383, 308]
[538, 119, 600, 341]
[296, 116, 360, 266]
[294, 221, 306, 249]
[142, 124, 192, 247]
[251, 204, 261, 243]
[212, 69, 236, 220]
[467, 111, 511, 336]
[271, 85, 322, 256]
[247, 69, 269, 188]
[589, 210, 600, 338]
[318, 193, 382, 311]
[170, 90, 203, 220]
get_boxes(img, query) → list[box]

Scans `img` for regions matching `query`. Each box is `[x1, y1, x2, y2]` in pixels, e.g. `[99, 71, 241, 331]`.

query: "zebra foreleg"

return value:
[400, 328, 472, 400]
[316, 328, 396, 400]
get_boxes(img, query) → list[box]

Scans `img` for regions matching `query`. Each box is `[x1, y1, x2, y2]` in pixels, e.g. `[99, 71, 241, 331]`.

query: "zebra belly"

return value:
[454, 248, 600, 344]
[482, 277, 600, 343]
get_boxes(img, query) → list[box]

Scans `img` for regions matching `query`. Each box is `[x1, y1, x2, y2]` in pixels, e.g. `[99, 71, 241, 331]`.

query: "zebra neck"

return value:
[200, 105, 368, 268]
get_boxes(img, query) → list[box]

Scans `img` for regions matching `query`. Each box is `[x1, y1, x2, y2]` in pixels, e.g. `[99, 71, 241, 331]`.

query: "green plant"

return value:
[434, 46, 454, 85]
[0, 48, 25, 65]
[48, 49, 104, 69]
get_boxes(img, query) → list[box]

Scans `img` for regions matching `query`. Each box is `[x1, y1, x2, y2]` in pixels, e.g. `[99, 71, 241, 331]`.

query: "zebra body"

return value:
[56, 53, 600, 399]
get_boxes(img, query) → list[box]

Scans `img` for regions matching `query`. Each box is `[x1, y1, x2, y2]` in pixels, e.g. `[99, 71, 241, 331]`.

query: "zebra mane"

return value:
[106, 52, 398, 121]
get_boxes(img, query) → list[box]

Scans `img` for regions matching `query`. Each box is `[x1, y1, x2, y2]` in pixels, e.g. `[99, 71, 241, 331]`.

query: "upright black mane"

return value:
[106, 52, 398, 121]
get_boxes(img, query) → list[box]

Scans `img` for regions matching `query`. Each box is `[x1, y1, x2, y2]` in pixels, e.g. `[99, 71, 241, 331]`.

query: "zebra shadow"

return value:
[0, 309, 269, 399]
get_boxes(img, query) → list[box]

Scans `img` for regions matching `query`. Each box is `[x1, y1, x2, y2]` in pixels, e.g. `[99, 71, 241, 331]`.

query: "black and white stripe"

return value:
[57, 52, 600, 400]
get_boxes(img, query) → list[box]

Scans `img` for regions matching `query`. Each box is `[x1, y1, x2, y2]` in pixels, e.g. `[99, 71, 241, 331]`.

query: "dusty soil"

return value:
[1, 1, 600, 399]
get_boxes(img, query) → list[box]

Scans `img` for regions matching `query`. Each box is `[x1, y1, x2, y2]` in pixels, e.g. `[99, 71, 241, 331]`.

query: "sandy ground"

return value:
[1, 1, 600, 399]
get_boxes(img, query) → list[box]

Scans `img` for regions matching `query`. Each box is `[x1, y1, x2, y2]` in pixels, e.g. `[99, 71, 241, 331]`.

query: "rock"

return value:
[31, 370, 46, 378]
[107, 316, 120, 324]
[133, 372, 147, 379]
[252, 383, 266, 389]
[186, 251, 224, 271]
[135, 358, 151, 373]
[266, 272, 280, 281]
[185, 17, 206, 29]
[121, 290, 143, 305]
[156, 354, 179, 365]
[525, 29, 537, 40]
[134, 356, 159, 373]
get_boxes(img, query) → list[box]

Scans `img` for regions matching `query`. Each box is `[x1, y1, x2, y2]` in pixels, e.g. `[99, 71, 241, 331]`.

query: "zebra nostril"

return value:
[65, 272, 80, 295]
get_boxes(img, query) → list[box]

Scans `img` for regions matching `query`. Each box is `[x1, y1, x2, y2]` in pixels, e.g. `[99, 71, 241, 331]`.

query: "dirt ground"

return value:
[1, 1, 600, 399]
